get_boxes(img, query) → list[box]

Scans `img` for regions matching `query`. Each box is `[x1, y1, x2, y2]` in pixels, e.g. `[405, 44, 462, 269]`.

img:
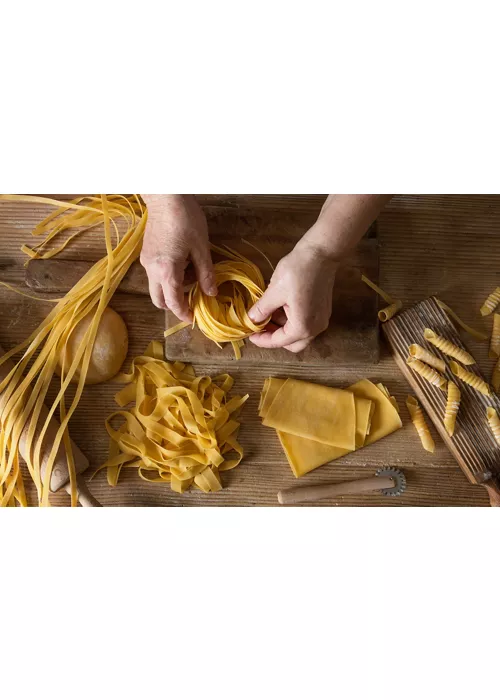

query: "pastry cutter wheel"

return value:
[277, 468, 406, 505]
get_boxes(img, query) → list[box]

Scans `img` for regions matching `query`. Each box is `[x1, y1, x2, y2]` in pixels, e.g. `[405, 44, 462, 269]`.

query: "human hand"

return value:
[140, 195, 217, 322]
[248, 240, 338, 353]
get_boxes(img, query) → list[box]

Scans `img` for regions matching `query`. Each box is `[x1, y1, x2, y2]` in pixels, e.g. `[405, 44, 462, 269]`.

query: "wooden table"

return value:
[0, 194, 498, 506]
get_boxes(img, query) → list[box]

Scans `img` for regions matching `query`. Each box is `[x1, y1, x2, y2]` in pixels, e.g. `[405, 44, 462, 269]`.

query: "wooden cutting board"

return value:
[383, 297, 500, 505]
[164, 210, 380, 365]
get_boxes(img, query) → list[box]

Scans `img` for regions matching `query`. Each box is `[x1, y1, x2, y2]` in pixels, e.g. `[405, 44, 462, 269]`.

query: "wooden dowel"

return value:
[277, 476, 396, 505]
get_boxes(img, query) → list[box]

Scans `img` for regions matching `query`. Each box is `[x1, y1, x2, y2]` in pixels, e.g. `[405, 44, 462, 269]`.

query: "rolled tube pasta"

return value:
[379, 300, 403, 322]
[486, 407, 500, 445]
[449, 361, 490, 396]
[444, 381, 461, 437]
[492, 358, 500, 393]
[481, 287, 500, 316]
[406, 358, 447, 390]
[408, 344, 446, 373]
[489, 314, 500, 359]
[406, 396, 435, 453]
[423, 329, 474, 365]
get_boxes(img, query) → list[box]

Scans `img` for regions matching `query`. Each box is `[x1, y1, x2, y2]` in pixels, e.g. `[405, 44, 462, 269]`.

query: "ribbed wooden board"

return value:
[383, 297, 500, 489]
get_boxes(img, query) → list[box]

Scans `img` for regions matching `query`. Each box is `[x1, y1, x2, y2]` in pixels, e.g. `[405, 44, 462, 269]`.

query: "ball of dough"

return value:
[58, 307, 128, 385]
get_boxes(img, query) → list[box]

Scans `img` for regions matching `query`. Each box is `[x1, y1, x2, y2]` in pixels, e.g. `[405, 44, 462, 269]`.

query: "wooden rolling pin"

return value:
[0, 345, 101, 506]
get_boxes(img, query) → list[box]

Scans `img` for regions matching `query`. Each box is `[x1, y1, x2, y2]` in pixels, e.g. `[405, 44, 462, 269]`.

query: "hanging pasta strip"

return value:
[0, 194, 148, 506]
[361, 275, 403, 322]
[434, 299, 488, 341]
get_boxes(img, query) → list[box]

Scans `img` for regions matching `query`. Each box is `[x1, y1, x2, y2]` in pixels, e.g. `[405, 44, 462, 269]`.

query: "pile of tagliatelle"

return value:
[95, 341, 248, 493]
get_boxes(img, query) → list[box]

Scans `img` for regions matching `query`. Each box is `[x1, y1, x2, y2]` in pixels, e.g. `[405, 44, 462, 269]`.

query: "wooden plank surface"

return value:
[0, 194, 498, 506]
[383, 297, 500, 493]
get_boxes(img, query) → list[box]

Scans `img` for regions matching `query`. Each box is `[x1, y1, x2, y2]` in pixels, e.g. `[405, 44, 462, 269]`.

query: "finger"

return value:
[248, 286, 284, 324]
[148, 281, 167, 310]
[248, 322, 305, 349]
[162, 282, 192, 322]
[191, 245, 217, 296]
[284, 338, 313, 353]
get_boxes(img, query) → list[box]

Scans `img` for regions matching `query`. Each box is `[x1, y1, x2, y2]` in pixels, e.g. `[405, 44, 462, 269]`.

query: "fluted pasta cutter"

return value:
[277, 468, 406, 505]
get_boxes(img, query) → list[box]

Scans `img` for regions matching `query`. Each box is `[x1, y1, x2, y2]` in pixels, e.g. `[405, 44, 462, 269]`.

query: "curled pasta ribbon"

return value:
[165, 245, 269, 359]
[486, 407, 500, 445]
[423, 328, 475, 365]
[407, 358, 447, 390]
[408, 344, 445, 373]
[95, 342, 248, 493]
[489, 314, 500, 359]
[435, 299, 488, 341]
[406, 396, 435, 453]
[449, 361, 490, 396]
[376, 383, 399, 413]
[481, 287, 500, 316]
[0, 194, 147, 506]
[444, 381, 461, 437]
[361, 275, 403, 322]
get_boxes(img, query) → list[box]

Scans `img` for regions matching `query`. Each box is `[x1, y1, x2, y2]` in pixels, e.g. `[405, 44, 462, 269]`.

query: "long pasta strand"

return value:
[444, 381, 461, 437]
[0, 194, 147, 506]
[406, 358, 447, 390]
[406, 396, 435, 453]
[361, 275, 403, 322]
[449, 361, 490, 396]
[423, 328, 475, 365]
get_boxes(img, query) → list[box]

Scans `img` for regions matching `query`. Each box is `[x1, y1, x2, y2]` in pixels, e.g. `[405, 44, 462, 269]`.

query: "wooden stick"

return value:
[277, 475, 396, 505]
[64, 475, 102, 507]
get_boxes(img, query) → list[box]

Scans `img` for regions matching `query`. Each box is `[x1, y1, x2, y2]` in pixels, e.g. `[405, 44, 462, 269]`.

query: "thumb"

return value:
[248, 285, 283, 324]
[192, 244, 218, 296]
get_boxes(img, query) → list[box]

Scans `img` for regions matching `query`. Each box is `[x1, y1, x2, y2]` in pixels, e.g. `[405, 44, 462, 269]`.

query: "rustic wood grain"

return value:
[1, 194, 499, 506]
[383, 297, 500, 503]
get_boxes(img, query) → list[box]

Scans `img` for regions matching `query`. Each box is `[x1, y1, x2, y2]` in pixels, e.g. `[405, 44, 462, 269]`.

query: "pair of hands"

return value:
[140, 195, 337, 352]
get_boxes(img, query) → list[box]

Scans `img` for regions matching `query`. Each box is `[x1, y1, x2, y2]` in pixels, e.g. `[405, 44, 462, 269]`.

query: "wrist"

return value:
[142, 194, 194, 208]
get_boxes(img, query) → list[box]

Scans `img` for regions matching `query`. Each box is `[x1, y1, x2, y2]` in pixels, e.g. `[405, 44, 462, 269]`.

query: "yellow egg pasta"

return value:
[492, 358, 500, 393]
[435, 299, 488, 341]
[449, 361, 490, 396]
[406, 358, 447, 390]
[361, 275, 403, 322]
[423, 328, 474, 365]
[489, 314, 500, 359]
[481, 287, 500, 316]
[0, 194, 147, 506]
[406, 396, 435, 453]
[165, 244, 269, 359]
[486, 407, 500, 445]
[408, 344, 446, 373]
[444, 381, 461, 437]
[95, 342, 249, 492]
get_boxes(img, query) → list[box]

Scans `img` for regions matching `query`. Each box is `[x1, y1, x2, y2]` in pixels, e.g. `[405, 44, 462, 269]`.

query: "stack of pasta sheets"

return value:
[259, 378, 402, 477]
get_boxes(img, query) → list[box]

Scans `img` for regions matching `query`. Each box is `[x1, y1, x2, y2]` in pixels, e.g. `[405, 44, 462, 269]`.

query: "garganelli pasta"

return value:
[423, 328, 475, 365]
[408, 344, 446, 373]
[406, 358, 447, 390]
[0, 194, 147, 506]
[486, 407, 500, 445]
[361, 275, 403, 322]
[444, 381, 461, 437]
[489, 313, 500, 359]
[164, 244, 269, 359]
[406, 396, 435, 453]
[95, 341, 248, 493]
[492, 358, 500, 393]
[449, 361, 490, 396]
[481, 287, 500, 316]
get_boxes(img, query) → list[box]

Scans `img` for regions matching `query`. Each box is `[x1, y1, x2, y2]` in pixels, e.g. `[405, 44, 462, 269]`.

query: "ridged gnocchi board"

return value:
[383, 297, 500, 506]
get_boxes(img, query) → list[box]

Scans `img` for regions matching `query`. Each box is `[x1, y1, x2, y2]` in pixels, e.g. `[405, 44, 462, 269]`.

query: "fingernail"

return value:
[248, 308, 257, 322]
[208, 285, 218, 297]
